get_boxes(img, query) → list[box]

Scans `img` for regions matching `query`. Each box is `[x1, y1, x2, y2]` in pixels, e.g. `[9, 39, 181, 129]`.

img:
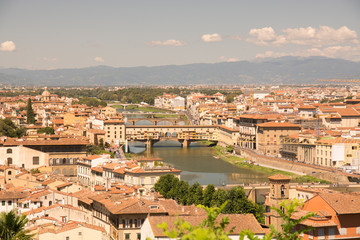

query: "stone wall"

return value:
[238, 148, 349, 183]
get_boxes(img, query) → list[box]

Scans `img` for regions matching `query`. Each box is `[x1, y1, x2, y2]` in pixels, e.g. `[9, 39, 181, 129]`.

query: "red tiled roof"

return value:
[257, 121, 301, 128]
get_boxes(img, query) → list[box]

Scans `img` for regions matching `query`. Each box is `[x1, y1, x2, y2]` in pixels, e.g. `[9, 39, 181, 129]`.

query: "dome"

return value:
[42, 87, 50, 97]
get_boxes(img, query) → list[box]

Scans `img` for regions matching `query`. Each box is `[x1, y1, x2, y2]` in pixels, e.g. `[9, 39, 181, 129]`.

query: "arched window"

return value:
[7, 158, 12, 165]
[281, 185, 285, 197]
[6, 149, 12, 154]
[49, 201, 52, 206]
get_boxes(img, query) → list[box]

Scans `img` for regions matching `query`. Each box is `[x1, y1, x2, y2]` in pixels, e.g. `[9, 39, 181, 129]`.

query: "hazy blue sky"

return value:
[0, 0, 359, 69]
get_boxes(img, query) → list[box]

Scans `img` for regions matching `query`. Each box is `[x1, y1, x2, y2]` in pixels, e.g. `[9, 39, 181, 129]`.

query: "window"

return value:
[6, 149, 12, 154]
[78, 232, 82, 236]
[137, 233, 141, 240]
[33, 157, 39, 165]
[8, 201, 12, 206]
[2, 201, 5, 206]
[141, 177, 145, 186]
[339, 228, 347, 235]
[66, 237, 69, 240]
[135, 219, 142, 228]
[7, 158, 12, 165]
[125, 233, 130, 240]
[281, 185, 285, 197]
[7, 170, 12, 175]
[352, 146, 358, 150]
[123, 219, 130, 228]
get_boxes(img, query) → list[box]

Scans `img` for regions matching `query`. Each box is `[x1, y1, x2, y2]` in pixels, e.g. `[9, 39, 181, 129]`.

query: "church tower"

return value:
[266, 174, 291, 231]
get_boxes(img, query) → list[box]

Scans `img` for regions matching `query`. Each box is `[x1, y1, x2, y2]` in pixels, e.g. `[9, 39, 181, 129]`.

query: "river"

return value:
[128, 141, 270, 186]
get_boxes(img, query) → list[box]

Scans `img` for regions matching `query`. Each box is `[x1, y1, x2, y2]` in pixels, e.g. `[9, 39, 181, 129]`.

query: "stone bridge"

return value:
[126, 125, 218, 148]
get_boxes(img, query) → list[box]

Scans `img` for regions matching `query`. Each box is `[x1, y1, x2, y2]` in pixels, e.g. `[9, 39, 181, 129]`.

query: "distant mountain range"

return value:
[0, 56, 359, 86]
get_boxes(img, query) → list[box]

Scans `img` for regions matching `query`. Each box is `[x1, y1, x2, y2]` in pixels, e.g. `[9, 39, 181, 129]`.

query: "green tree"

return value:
[154, 174, 179, 198]
[176, 181, 190, 205]
[26, 98, 36, 124]
[225, 145, 234, 153]
[156, 202, 232, 240]
[37, 127, 55, 135]
[0, 210, 34, 240]
[223, 186, 264, 223]
[202, 184, 215, 207]
[210, 188, 227, 207]
[99, 138, 105, 149]
[0, 119, 26, 138]
[86, 144, 114, 158]
[188, 182, 203, 205]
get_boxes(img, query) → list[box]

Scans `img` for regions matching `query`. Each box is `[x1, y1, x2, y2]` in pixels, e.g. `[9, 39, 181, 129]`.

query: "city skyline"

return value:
[0, 0, 360, 69]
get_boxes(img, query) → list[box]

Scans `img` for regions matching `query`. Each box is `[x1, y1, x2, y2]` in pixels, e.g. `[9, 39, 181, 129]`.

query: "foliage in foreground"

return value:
[153, 199, 313, 240]
[0, 210, 33, 240]
[155, 202, 233, 240]
[154, 174, 264, 223]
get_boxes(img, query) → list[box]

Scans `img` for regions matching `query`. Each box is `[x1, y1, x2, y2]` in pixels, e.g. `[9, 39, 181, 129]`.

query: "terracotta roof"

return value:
[298, 105, 316, 110]
[4, 138, 89, 146]
[91, 166, 103, 173]
[257, 121, 301, 128]
[318, 192, 360, 214]
[268, 174, 291, 181]
[83, 155, 101, 161]
[104, 120, 124, 124]
[0, 190, 30, 200]
[335, 107, 360, 117]
[147, 214, 264, 237]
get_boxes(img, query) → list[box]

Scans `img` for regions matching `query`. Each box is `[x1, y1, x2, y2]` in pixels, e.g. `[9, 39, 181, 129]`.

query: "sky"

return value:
[0, 0, 359, 69]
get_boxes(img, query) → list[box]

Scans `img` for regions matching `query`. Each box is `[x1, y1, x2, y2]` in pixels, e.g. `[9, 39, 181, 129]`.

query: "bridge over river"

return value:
[126, 125, 219, 148]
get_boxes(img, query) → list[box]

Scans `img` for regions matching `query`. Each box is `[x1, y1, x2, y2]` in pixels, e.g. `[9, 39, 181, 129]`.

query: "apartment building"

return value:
[256, 121, 301, 156]
[104, 119, 126, 145]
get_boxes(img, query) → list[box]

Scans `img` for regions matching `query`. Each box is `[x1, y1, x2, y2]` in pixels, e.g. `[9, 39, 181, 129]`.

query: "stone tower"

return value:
[267, 174, 291, 231]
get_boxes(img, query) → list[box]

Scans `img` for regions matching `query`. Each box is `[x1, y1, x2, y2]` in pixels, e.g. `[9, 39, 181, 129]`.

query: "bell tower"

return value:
[266, 174, 291, 231]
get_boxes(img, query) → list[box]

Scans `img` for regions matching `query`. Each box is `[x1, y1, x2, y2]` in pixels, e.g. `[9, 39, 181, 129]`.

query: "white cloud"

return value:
[0, 41, 16, 52]
[219, 56, 239, 62]
[147, 39, 187, 46]
[255, 45, 360, 61]
[42, 57, 57, 62]
[94, 57, 104, 63]
[247, 26, 359, 47]
[201, 33, 222, 42]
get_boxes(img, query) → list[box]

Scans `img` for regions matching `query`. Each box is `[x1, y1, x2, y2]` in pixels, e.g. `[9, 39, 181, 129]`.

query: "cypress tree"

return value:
[26, 98, 36, 124]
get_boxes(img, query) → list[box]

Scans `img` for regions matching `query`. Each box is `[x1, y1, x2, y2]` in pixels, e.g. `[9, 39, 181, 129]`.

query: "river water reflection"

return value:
[129, 141, 270, 186]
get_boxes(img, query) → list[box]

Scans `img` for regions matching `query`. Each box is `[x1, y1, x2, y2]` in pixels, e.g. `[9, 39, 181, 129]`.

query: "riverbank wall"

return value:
[237, 148, 349, 183]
